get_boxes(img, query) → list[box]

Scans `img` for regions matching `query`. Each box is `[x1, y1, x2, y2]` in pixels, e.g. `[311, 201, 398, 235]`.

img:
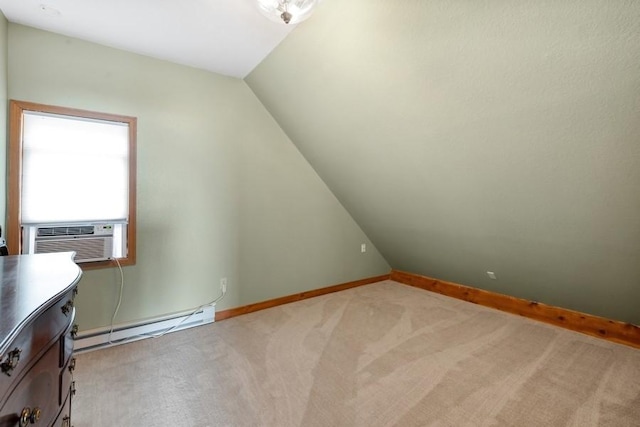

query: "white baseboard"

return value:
[74, 305, 216, 353]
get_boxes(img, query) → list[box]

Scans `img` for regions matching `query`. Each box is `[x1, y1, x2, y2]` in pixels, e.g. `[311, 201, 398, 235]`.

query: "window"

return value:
[8, 100, 137, 268]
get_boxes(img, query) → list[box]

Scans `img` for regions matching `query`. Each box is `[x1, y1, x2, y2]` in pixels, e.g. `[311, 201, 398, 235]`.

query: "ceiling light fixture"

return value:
[256, 0, 320, 25]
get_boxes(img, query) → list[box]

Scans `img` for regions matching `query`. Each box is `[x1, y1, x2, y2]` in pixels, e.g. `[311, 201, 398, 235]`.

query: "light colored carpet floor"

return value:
[73, 280, 640, 426]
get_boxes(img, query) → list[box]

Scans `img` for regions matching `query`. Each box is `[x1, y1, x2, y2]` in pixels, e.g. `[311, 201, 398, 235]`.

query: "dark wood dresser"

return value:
[0, 253, 82, 427]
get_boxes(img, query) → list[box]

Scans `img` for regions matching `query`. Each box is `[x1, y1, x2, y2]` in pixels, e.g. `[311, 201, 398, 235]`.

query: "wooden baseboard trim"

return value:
[215, 274, 390, 321]
[390, 270, 640, 349]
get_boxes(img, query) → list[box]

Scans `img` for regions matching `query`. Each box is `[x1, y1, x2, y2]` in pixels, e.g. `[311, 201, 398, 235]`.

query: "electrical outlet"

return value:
[361, 243, 367, 253]
[220, 277, 227, 293]
[487, 271, 497, 280]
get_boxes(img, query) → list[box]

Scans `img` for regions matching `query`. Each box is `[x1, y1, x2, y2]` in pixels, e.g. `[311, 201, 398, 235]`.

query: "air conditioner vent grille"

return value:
[35, 237, 113, 262]
[37, 226, 95, 237]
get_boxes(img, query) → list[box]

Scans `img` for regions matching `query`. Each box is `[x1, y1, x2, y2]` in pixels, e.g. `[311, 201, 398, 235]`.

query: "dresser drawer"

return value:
[0, 342, 60, 427]
[58, 355, 75, 407]
[59, 311, 76, 370]
[52, 388, 71, 427]
[0, 287, 76, 395]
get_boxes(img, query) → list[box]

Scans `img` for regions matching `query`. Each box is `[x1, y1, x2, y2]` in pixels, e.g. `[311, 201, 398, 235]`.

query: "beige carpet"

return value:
[73, 280, 640, 426]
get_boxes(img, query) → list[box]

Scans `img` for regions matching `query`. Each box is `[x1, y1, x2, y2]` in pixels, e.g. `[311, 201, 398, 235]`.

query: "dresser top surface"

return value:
[0, 252, 82, 354]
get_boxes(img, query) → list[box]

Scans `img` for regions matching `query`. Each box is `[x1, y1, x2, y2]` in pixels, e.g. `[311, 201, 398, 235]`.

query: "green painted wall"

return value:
[247, 0, 640, 324]
[7, 24, 389, 332]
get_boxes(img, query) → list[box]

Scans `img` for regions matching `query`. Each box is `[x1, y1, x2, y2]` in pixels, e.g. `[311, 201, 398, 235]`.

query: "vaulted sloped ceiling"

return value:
[246, 0, 640, 324]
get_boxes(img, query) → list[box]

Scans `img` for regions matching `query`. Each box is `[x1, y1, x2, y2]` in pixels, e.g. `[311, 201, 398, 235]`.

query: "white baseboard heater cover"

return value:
[74, 305, 216, 353]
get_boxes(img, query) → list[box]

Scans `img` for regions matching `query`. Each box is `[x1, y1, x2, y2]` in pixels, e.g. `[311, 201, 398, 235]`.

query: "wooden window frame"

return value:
[7, 100, 137, 269]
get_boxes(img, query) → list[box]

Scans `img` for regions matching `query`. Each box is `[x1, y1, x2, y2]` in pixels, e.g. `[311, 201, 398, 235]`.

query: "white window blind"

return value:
[21, 112, 129, 224]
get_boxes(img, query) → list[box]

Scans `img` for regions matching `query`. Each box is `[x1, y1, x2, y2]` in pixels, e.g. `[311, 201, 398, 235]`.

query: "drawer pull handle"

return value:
[62, 416, 71, 427]
[71, 324, 79, 339]
[61, 300, 74, 316]
[1, 347, 21, 376]
[69, 357, 76, 373]
[71, 381, 77, 396]
[19, 407, 41, 426]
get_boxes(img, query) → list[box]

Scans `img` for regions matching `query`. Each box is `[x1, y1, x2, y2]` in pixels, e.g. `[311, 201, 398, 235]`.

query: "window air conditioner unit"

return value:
[22, 223, 116, 263]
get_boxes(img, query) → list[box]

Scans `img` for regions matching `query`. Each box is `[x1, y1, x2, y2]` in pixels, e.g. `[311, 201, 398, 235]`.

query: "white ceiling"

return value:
[0, 0, 296, 78]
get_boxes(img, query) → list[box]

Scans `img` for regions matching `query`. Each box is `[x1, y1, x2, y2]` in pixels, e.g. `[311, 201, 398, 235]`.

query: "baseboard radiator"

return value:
[74, 305, 216, 353]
